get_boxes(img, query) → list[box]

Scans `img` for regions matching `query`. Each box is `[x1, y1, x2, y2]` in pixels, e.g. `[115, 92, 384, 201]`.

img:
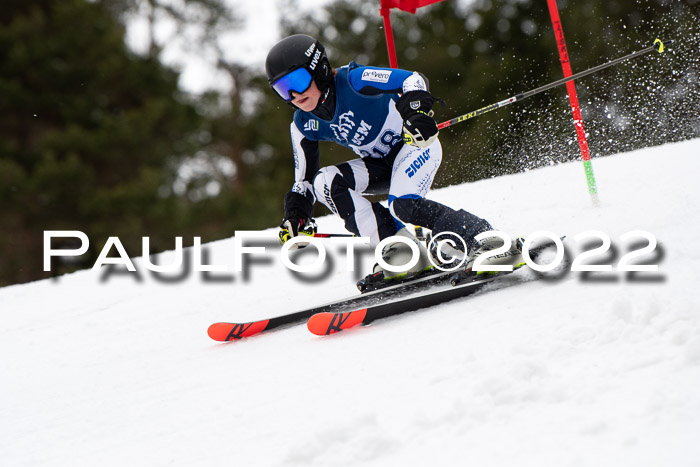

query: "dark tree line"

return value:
[1, 0, 698, 286]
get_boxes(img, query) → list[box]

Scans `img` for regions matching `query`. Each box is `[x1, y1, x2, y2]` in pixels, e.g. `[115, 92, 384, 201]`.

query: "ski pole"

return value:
[437, 38, 673, 130]
[312, 232, 356, 238]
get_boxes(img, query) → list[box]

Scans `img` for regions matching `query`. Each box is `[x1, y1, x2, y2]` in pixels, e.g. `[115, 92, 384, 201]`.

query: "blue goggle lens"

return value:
[271, 68, 313, 101]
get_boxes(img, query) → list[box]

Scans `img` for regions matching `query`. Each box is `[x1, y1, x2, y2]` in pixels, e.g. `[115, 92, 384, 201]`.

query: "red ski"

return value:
[206, 267, 455, 342]
[213, 237, 564, 341]
[207, 320, 271, 341]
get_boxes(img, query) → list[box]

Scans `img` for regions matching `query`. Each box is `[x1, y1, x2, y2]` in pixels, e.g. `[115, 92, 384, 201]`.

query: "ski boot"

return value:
[426, 231, 468, 271]
[467, 234, 525, 272]
[450, 234, 525, 286]
[357, 228, 434, 293]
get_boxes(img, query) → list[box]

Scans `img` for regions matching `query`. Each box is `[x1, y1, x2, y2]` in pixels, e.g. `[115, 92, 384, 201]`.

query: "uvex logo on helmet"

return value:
[304, 43, 316, 58]
[308, 51, 322, 71]
[304, 43, 322, 71]
[304, 42, 321, 71]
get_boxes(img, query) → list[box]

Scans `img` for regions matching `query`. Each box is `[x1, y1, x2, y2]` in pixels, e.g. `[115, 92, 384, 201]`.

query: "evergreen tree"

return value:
[0, 0, 203, 284]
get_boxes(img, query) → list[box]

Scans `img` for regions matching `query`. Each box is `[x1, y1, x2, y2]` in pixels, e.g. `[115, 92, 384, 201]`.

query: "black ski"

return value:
[307, 237, 565, 336]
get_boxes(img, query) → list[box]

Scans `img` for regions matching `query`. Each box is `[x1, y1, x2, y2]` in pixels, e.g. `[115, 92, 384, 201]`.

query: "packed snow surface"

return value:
[2, 139, 700, 466]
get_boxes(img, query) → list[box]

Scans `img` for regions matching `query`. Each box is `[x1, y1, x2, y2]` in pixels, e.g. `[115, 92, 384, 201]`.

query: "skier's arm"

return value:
[280, 122, 320, 244]
[349, 66, 441, 148]
[348, 66, 430, 95]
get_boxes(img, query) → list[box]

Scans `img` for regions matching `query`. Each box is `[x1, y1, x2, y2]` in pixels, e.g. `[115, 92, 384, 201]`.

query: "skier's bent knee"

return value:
[390, 197, 422, 224]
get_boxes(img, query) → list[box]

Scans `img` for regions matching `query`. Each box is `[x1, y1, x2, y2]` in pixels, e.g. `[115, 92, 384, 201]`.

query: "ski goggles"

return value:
[271, 67, 313, 102]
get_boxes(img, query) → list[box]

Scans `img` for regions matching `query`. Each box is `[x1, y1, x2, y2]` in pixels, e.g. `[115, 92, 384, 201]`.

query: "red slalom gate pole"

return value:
[546, 0, 600, 206]
[380, 1, 399, 68]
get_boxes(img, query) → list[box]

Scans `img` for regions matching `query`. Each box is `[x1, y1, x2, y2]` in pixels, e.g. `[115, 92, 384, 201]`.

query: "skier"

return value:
[265, 34, 522, 285]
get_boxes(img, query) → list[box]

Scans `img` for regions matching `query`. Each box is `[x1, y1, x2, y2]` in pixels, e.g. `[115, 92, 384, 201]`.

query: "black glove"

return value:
[279, 215, 317, 246]
[403, 112, 438, 148]
[280, 191, 316, 246]
[396, 90, 442, 148]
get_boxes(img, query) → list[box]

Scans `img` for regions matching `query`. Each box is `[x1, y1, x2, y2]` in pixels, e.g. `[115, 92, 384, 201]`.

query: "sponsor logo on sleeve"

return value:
[361, 69, 392, 83]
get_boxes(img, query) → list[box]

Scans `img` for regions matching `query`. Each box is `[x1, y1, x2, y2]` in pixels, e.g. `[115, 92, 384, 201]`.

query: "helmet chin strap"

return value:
[319, 87, 331, 105]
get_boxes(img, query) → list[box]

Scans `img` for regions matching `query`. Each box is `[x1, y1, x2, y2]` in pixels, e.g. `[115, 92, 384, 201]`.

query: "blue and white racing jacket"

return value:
[288, 62, 429, 206]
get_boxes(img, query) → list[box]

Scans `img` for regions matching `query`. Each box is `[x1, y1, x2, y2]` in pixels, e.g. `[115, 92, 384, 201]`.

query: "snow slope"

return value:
[2, 139, 700, 467]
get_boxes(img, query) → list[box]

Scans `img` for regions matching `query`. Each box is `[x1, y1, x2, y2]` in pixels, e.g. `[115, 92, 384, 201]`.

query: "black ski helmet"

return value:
[265, 34, 333, 102]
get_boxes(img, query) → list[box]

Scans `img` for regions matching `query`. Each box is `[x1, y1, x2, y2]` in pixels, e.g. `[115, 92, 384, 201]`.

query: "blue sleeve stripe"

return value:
[387, 194, 423, 206]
